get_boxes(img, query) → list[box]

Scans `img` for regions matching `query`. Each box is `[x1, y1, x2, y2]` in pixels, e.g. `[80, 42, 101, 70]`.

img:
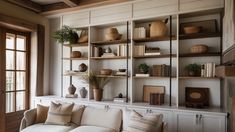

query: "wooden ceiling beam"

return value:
[4, 0, 42, 13]
[61, 0, 79, 7]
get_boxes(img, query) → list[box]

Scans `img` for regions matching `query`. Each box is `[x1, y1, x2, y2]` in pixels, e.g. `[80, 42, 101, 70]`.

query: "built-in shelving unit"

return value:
[133, 54, 176, 59]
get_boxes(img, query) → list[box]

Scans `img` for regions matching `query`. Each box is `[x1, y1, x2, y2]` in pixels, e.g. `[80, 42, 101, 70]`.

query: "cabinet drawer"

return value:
[179, 0, 224, 12]
[62, 11, 89, 27]
[90, 4, 132, 25]
[133, 0, 178, 19]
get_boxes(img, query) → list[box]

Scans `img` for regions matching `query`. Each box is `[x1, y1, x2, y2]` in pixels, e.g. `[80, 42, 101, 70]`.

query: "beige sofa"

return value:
[20, 105, 166, 132]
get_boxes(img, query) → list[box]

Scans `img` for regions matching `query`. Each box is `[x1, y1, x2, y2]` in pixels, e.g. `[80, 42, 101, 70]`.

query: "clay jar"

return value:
[150, 18, 168, 37]
[79, 63, 87, 72]
[68, 84, 76, 95]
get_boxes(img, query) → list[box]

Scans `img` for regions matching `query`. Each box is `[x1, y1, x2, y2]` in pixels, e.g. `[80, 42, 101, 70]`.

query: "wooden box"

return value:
[150, 93, 164, 105]
[215, 65, 235, 77]
[185, 87, 209, 108]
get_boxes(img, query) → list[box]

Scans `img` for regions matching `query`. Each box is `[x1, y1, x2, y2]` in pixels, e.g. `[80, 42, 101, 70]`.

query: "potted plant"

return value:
[53, 25, 79, 44]
[185, 63, 201, 76]
[139, 63, 149, 74]
[83, 72, 110, 101]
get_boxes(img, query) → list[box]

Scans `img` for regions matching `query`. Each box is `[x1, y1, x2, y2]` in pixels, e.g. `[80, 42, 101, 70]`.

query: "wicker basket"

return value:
[100, 69, 112, 75]
[190, 45, 208, 53]
[183, 26, 201, 34]
[71, 51, 81, 58]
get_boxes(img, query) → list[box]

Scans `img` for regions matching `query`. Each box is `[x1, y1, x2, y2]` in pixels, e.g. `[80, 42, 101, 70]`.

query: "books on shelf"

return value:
[134, 27, 146, 39]
[134, 45, 161, 56]
[134, 45, 145, 56]
[115, 71, 127, 76]
[135, 73, 150, 77]
[65, 94, 78, 98]
[201, 62, 216, 77]
[101, 53, 116, 57]
[117, 44, 130, 57]
[113, 98, 127, 103]
[152, 64, 170, 77]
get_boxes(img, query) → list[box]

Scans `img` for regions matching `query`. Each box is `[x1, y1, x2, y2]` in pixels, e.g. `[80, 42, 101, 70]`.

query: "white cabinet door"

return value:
[179, 0, 224, 13]
[62, 11, 89, 28]
[175, 112, 199, 132]
[201, 114, 226, 132]
[90, 4, 132, 25]
[133, 0, 178, 19]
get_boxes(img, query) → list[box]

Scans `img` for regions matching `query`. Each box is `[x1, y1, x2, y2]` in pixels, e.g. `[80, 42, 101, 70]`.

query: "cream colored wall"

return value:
[0, 1, 50, 102]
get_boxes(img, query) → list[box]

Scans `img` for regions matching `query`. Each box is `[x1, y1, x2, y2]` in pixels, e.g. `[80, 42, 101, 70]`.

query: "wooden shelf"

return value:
[179, 76, 220, 79]
[97, 75, 128, 78]
[133, 76, 176, 79]
[63, 42, 88, 47]
[179, 32, 221, 40]
[91, 39, 128, 45]
[63, 57, 88, 60]
[91, 56, 128, 60]
[133, 54, 177, 59]
[133, 36, 176, 43]
[63, 72, 88, 76]
[179, 52, 221, 57]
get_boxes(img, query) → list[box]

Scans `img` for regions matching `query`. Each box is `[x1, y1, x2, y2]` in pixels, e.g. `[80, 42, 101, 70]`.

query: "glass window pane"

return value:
[16, 35, 26, 51]
[6, 72, 14, 91]
[6, 33, 15, 49]
[16, 92, 25, 111]
[6, 50, 15, 70]
[16, 52, 26, 70]
[16, 72, 25, 90]
[6, 92, 14, 113]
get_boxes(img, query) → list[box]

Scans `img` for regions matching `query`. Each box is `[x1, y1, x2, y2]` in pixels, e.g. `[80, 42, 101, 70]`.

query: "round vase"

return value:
[68, 84, 76, 95]
[79, 87, 87, 98]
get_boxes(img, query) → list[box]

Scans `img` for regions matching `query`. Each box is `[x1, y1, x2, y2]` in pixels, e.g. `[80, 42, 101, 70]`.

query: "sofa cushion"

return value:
[69, 126, 116, 132]
[81, 107, 122, 132]
[126, 110, 163, 132]
[21, 123, 76, 132]
[45, 102, 74, 126]
[36, 104, 49, 123]
[71, 105, 85, 126]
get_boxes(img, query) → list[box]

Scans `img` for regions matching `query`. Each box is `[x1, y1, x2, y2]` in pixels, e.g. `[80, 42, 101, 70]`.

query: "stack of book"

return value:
[113, 97, 127, 103]
[144, 47, 161, 56]
[101, 53, 116, 57]
[117, 44, 130, 57]
[152, 64, 170, 77]
[134, 45, 145, 56]
[115, 71, 127, 76]
[135, 73, 150, 77]
[201, 62, 216, 77]
[134, 27, 146, 38]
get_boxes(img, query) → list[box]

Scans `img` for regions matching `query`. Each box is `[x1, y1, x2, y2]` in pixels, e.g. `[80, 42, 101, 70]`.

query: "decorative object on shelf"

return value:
[53, 25, 78, 44]
[143, 85, 165, 103]
[215, 65, 235, 77]
[115, 69, 127, 76]
[100, 69, 112, 75]
[183, 26, 201, 34]
[190, 44, 208, 53]
[150, 93, 164, 105]
[66, 84, 78, 98]
[104, 47, 112, 53]
[94, 47, 102, 57]
[79, 87, 87, 98]
[201, 62, 216, 77]
[152, 64, 170, 77]
[113, 93, 127, 103]
[138, 63, 149, 74]
[185, 63, 201, 76]
[71, 51, 82, 58]
[144, 47, 161, 56]
[82, 72, 110, 101]
[78, 29, 88, 43]
[180, 19, 218, 35]
[101, 53, 116, 57]
[105, 27, 122, 41]
[79, 63, 88, 72]
[150, 18, 168, 37]
[185, 87, 209, 108]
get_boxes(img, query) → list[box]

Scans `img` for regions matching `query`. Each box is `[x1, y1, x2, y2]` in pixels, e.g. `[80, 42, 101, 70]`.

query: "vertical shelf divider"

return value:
[126, 21, 129, 103]
[169, 15, 172, 106]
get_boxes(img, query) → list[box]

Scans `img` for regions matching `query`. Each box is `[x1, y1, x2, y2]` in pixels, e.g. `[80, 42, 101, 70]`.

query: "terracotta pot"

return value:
[93, 89, 103, 101]
[68, 84, 76, 95]
[150, 19, 168, 37]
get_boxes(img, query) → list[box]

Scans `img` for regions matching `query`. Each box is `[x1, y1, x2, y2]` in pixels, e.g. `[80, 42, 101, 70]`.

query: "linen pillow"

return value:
[45, 102, 74, 126]
[36, 104, 49, 123]
[71, 105, 85, 126]
[127, 110, 163, 132]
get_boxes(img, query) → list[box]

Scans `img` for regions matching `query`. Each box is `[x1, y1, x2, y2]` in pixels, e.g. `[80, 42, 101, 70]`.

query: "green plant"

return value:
[138, 63, 149, 74]
[83, 72, 110, 90]
[185, 63, 201, 72]
[53, 25, 78, 44]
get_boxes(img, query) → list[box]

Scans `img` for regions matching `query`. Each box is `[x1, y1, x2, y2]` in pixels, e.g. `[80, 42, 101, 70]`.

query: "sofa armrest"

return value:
[20, 108, 37, 131]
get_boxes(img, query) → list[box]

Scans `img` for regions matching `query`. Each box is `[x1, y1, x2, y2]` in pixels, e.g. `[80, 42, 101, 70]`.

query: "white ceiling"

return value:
[31, 0, 61, 5]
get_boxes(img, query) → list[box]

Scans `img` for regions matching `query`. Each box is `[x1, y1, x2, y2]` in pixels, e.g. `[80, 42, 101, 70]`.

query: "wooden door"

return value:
[0, 28, 30, 132]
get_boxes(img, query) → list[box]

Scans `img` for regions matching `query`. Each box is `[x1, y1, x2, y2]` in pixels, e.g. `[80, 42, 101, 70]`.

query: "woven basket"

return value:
[71, 51, 81, 58]
[190, 45, 208, 53]
[183, 26, 201, 34]
[100, 69, 112, 75]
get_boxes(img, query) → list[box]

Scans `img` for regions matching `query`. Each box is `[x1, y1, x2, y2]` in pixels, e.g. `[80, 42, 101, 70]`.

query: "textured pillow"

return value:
[45, 102, 74, 126]
[127, 110, 163, 132]
[36, 104, 49, 123]
[71, 105, 85, 126]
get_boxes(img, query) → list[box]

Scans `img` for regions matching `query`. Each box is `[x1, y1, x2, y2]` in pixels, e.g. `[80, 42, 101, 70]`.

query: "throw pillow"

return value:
[71, 105, 85, 126]
[127, 110, 163, 132]
[36, 104, 49, 123]
[45, 102, 74, 126]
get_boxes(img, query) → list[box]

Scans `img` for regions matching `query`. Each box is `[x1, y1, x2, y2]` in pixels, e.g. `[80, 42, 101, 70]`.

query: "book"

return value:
[101, 53, 116, 57]
[115, 71, 127, 76]
[135, 74, 150, 77]
[65, 94, 78, 98]
[144, 52, 161, 56]
[113, 98, 127, 103]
